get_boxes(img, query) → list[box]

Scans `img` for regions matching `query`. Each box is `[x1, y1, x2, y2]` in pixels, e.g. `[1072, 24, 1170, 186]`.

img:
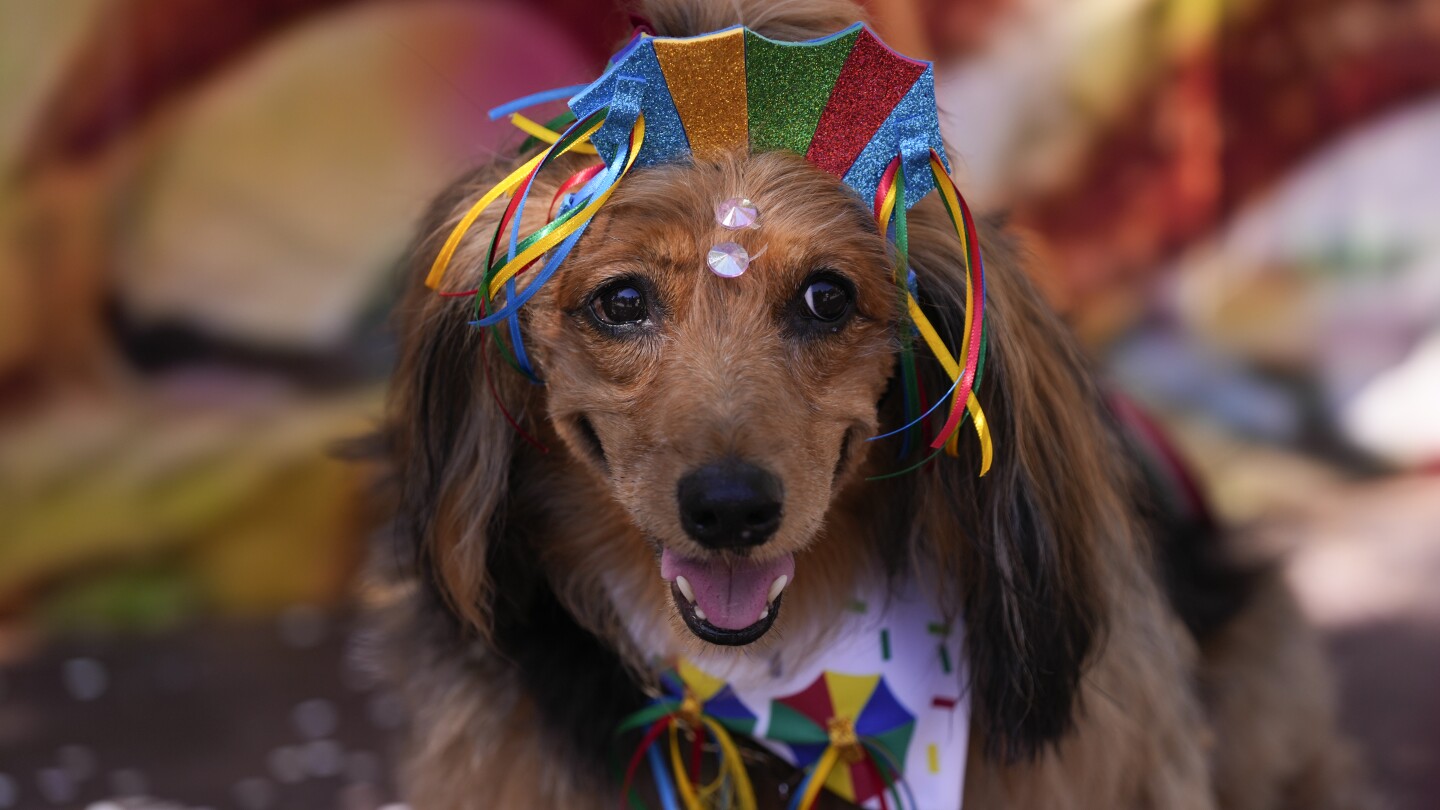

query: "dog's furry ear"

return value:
[383, 164, 550, 640]
[898, 203, 1128, 761]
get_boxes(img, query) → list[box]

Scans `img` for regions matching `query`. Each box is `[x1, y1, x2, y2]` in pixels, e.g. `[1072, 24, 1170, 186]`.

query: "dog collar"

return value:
[620, 583, 971, 809]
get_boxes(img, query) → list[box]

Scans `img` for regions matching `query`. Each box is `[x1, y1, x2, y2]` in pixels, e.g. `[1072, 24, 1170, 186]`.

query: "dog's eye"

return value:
[591, 283, 648, 325]
[801, 275, 852, 322]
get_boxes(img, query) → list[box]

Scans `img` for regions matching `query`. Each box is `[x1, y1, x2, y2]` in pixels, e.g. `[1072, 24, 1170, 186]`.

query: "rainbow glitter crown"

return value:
[571, 23, 949, 210]
[427, 22, 994, 477]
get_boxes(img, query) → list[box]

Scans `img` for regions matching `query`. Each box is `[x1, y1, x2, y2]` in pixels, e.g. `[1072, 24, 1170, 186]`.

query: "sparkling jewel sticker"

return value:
[716, 197, 760, 230]
[707, 242, 751, 278]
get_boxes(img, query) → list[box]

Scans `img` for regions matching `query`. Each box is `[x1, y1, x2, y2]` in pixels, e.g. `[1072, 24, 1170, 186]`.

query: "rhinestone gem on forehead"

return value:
[707, 241, 751, 278]
[710, 197, 761, 278]
[716, 197, 760, 230]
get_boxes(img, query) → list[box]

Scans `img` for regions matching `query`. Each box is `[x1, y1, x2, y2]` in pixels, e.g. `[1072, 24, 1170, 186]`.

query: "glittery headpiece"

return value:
[426, 23, 992, 476]
[566, 24, 948, 209]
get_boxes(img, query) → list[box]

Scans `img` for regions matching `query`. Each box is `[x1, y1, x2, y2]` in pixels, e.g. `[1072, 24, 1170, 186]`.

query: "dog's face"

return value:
[526, 152, 900, 645]
[399, 137, 1111, 757]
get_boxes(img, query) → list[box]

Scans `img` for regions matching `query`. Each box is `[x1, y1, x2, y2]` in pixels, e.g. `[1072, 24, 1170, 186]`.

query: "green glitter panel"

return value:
[743, 26, 859, 156]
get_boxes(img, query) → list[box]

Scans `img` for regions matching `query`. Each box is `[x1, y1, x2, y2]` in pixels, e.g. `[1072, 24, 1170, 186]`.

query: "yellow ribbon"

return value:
[796, 745, 843, 810]
[925, 155, 988, 465]
[877, 171, 993, 474]
[423, 112, 607, 290]
[702, 717, 757, 810]
[485, 114, 647, 299]
[668, 722, 703, 810]
[664, 715, 757, 810]
[507, 113, 599, 155]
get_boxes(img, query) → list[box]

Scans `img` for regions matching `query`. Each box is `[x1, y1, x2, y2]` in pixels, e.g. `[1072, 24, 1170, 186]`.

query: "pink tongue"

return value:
[661, 549, 795, 630]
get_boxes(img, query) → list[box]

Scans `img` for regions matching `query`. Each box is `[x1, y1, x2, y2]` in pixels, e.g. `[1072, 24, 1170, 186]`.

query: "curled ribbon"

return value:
[868, 153, 993, 478]
[616, 670, 758, 810]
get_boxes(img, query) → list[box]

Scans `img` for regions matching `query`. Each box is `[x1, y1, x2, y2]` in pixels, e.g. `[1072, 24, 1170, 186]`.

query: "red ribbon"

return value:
[619, 716, 673, 809]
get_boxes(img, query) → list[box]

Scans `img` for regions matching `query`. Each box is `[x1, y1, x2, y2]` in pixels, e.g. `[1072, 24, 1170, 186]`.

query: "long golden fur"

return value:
[366, 1, 1377, 806]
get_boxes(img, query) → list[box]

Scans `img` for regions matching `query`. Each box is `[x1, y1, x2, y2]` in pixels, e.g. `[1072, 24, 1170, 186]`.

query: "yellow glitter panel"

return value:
[653, 28, 748, 161]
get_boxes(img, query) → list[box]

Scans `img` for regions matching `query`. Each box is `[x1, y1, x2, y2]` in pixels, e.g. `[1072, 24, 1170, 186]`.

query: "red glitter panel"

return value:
[804, 28, 926, 178]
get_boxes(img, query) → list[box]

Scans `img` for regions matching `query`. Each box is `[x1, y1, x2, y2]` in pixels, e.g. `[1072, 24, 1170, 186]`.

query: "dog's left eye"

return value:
[591, 282, 648, 325]
[800, 274, 853, 322]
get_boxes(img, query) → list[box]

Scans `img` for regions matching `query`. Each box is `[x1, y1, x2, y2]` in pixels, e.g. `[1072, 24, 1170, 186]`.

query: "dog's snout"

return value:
[677, 460, 784, 550]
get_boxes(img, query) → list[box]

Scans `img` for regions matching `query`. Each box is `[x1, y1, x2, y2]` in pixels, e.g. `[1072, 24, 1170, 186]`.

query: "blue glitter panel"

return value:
[608, 30, 645, 67]
[589, 75, 645, 159]
[841, 67, 948, 210]
[899, 115, 934, 199]
[569, 39, 690, 169]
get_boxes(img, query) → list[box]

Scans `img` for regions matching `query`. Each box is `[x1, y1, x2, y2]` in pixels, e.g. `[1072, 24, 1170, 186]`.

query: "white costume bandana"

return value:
[637, 584, 970, 809]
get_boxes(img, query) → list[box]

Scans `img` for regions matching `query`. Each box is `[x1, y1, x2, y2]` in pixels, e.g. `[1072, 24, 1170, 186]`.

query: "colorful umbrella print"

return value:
[617, 660, 760, 810]
[661, 660, 759, 736]
[765, 671, 917, 806]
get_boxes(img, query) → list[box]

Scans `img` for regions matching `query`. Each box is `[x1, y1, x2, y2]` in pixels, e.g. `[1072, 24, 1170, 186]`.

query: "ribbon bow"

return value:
[764, 672, 919, 810]
[617, 662, 759, 810]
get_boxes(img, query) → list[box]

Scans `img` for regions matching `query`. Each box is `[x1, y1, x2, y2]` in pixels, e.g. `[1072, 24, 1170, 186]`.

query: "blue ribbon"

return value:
[486, 83, 590, 120]
[646, 745, 681, 810]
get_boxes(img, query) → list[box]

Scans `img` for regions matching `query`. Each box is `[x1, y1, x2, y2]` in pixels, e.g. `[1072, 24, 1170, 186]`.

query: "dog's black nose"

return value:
[677, 460, 784, 550]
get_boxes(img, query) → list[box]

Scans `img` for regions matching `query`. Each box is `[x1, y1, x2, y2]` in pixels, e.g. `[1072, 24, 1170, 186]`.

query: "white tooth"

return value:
[694, 605, 708, 621]
[675, 576, 696, 604]
[759, 607, 769, 621]
[767, 575, 788, 604]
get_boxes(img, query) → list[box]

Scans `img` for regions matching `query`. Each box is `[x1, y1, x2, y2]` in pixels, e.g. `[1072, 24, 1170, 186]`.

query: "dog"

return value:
[364, 1, 1375, 806]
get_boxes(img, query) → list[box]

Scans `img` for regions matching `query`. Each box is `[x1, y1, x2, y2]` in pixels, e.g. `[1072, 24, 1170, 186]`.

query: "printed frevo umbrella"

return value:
[766, 671, 917, 808]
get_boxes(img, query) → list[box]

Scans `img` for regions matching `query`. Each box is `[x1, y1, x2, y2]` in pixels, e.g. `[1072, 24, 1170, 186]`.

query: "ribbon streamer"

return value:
[785, 728, 908, 810]
[870, 154, 993, 477]
[424, 99, 649, 379]
[616, 670, 759, 810]
[508, 113, 600, 154]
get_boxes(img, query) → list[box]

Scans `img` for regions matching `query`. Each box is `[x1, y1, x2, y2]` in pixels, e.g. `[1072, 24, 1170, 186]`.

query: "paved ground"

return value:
[1327, 620, 1440, 805]
[0, 611, 401, 809]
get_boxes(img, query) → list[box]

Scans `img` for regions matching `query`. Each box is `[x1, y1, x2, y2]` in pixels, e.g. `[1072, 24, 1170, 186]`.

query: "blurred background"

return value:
[0, 0, 1436, 807]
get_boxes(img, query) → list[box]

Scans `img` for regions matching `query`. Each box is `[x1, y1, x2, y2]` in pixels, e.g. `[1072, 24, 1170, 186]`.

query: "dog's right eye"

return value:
[590, 282, 648, 326]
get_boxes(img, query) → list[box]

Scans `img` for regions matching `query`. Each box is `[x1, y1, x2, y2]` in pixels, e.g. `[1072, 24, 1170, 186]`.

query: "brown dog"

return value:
[366, 1, 1375, 807]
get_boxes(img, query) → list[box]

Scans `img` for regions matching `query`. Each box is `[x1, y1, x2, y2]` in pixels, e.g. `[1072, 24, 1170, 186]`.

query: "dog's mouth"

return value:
[660, 548, 794, 646]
